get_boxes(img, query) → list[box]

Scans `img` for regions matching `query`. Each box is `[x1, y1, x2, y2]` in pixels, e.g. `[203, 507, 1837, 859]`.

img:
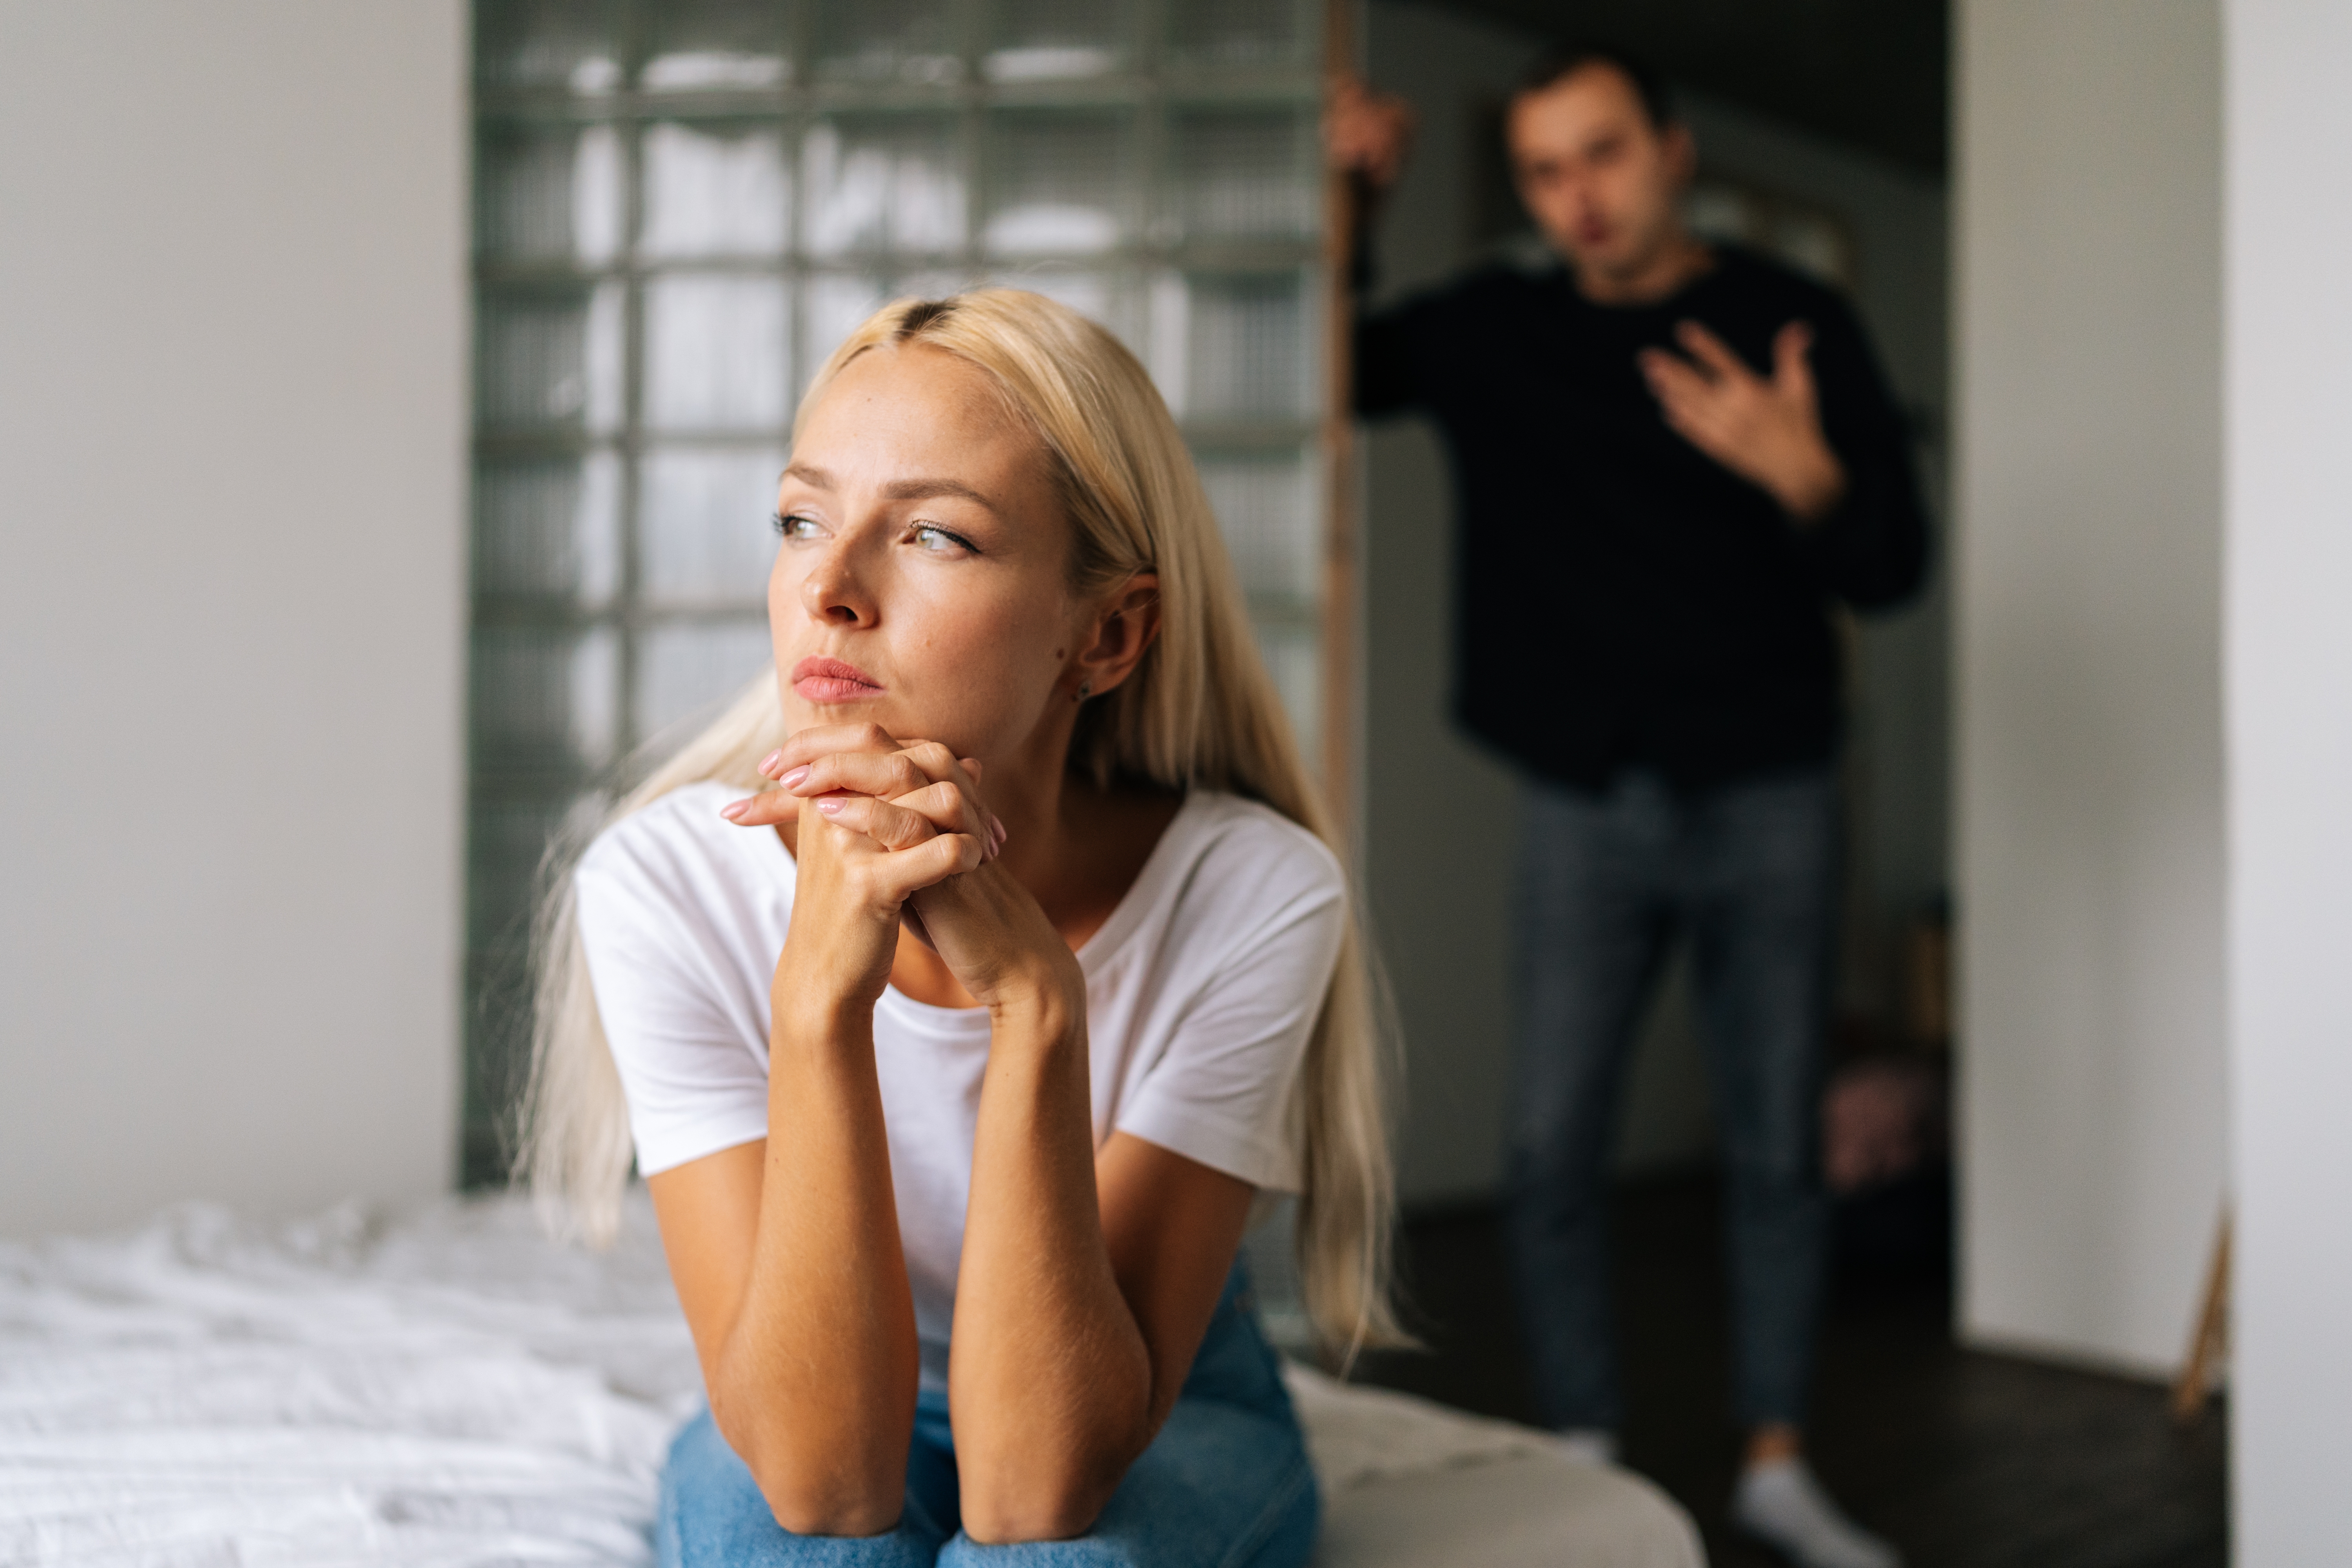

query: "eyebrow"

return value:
[780, 463, 998, 512]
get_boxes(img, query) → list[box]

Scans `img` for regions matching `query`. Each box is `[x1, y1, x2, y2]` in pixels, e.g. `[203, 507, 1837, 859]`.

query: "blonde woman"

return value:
[523, 290, 1397, 1566]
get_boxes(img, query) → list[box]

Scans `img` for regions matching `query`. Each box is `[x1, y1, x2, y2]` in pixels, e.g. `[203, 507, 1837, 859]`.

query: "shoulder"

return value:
[1708, 244, 1864, 333]
[576, 780, 768, 918]
[1454, 245, 1567, 300]
[1376, 250, 1564, 326]
[1162, 792, 1345, 920]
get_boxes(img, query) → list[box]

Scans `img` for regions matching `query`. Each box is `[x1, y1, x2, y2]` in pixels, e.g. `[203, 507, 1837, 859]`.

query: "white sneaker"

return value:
[1551, 1427, 1620, 1466]
[1731, 1456, 1900, 1568]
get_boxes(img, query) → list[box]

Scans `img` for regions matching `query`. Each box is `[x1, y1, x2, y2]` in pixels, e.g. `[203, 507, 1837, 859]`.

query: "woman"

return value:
[521, 290, 1399, 1566]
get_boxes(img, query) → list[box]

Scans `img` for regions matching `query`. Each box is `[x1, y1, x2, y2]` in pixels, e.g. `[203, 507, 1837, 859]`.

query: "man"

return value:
[1334, 46, 1926, 1568]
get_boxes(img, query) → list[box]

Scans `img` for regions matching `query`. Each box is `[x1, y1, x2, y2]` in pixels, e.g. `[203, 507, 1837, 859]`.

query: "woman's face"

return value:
[768, 343, 1085, 766]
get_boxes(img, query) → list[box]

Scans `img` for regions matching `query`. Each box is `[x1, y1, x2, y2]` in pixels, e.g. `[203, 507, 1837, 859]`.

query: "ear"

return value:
[1074, 574, 1163, 700]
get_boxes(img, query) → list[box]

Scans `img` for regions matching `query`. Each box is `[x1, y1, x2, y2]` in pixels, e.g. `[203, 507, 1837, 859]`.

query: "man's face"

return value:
[1507, 64, 1693, 285]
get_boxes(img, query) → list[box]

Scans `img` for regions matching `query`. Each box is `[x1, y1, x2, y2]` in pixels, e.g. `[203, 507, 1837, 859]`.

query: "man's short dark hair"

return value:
[1514, 44, 1676, 131]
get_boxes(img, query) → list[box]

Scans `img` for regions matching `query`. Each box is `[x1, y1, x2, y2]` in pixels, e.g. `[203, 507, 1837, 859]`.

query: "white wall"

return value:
[1954, 0, 2228, 1375]
[1360, 1, 1950, 1201]
[0, 2, 468, 1235]
[2225, 0, 2352, 1554]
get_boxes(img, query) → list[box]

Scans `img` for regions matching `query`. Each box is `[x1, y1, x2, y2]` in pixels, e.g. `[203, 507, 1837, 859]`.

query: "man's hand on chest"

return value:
[1637, 319, 1848, 523]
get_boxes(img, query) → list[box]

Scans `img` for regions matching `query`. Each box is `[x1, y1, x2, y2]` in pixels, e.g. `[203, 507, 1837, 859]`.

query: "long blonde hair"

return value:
[517, 288, 1401, 1359]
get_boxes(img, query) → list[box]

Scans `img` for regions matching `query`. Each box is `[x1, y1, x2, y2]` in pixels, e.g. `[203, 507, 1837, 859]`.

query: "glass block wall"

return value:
[466, 0, 1331, 1181]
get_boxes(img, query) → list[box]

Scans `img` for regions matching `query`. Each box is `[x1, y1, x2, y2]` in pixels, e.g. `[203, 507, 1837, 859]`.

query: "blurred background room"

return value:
[4, 2, 2348, 1565]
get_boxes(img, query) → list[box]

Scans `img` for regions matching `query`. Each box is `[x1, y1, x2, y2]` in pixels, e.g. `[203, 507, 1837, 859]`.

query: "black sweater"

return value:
[1356, 245, 1929, 792]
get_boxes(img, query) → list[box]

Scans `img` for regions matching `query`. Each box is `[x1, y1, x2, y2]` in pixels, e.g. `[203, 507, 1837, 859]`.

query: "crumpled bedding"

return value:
[1, 1194, 692, 1566]
[0, 1192, 1700, 1568]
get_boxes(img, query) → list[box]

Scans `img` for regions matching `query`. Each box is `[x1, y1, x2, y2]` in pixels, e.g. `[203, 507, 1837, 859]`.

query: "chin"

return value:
[786, 696, 888, 727]
[1548, 230, 1622, 274]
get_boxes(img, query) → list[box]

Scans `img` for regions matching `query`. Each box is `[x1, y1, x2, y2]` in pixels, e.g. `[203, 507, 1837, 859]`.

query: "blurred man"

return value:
[1334, 46, 1926, 1568]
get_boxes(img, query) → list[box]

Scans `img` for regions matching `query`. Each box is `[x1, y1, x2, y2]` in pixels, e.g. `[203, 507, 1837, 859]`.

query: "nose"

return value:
[798, 538, 877, 628]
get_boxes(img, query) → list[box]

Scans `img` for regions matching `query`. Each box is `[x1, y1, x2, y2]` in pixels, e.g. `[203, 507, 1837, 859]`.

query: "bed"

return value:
[0, 1191, 1702, 1567]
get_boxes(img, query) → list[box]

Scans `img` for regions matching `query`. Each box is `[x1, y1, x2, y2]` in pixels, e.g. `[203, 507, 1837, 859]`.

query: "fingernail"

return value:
[814, 796, 844, 815]
[781, 765, 810, 788]
[757, 750, 783, 775]
[720, 799, 751, 821]
[991, 814, 1007, 846]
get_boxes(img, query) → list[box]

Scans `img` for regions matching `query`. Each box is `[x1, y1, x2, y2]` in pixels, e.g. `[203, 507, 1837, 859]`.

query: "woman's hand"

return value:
[744, 723, 1006, 863]
[744, 724, 1079, 1018]
[720, 724, 996, 1020]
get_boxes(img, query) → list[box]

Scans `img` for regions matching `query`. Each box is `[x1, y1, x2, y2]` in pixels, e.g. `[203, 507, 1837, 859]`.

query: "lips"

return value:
[791, 654, 884, 704]
[790, 653, 884, 701]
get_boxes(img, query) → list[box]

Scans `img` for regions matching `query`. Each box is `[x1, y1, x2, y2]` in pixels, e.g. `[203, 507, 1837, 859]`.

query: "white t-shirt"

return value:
[573, 781, 1346, 1388]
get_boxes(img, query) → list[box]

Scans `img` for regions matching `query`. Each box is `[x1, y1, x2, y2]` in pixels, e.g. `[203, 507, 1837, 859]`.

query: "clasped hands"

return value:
[723, 724, 1076, 1020]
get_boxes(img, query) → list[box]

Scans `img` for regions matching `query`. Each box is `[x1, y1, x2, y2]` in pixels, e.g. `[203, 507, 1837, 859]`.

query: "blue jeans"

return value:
[1506, 767, 1839, 1431]
[657, 1263, 1318, 1568]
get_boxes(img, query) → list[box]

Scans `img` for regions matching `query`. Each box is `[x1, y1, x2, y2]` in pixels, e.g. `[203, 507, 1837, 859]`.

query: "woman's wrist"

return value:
[769, 978, 879, 1056]
[984, 960, 1086, 1048]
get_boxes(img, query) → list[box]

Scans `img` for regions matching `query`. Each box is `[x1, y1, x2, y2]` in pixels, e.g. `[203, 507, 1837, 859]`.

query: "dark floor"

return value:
[1350, 1172, 2228, 1568]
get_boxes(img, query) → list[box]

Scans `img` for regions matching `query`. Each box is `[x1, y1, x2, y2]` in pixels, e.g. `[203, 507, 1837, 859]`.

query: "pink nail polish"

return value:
[814, 796, 844, 815]
[757, 750, 783, 775]
[720, 800, 750, 821]
[781, 765, 810, 788]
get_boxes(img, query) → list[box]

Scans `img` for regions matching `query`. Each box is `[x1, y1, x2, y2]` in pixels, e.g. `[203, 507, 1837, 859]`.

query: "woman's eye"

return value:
[911, 523, 975, 555]
[773, 512, 822, 541]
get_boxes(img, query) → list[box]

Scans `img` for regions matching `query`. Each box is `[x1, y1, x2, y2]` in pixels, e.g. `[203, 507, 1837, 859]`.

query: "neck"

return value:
[1572, 229, 1711, 307]
[987, 737, 1080, 897]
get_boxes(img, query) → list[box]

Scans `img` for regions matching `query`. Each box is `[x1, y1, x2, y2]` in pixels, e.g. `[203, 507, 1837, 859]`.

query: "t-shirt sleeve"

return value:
[572, 828, 773, 1177]
[1112, 824, 1348, 1192]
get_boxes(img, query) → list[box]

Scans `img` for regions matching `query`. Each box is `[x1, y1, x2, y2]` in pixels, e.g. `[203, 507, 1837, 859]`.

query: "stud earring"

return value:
[1076, 679, 1093, 703]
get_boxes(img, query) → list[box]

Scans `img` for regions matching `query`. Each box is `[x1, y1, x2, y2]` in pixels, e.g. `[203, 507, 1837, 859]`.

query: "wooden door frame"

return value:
[1319, 0, 1360, 832]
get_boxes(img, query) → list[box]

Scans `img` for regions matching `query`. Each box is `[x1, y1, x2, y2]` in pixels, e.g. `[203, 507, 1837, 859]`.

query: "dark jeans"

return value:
[1506, 766, 1840, 1431]
[657, 1261, 1318, 1568]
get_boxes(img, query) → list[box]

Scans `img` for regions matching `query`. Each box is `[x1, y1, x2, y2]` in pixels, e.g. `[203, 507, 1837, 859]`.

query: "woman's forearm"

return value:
[949, 984, 1154, 1542]
[714, 995, 920, 1535]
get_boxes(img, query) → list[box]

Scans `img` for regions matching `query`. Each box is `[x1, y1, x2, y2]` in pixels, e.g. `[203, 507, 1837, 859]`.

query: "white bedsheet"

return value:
[0, 1193, 1700, 1567]
[2, 1194, 695, 1566]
